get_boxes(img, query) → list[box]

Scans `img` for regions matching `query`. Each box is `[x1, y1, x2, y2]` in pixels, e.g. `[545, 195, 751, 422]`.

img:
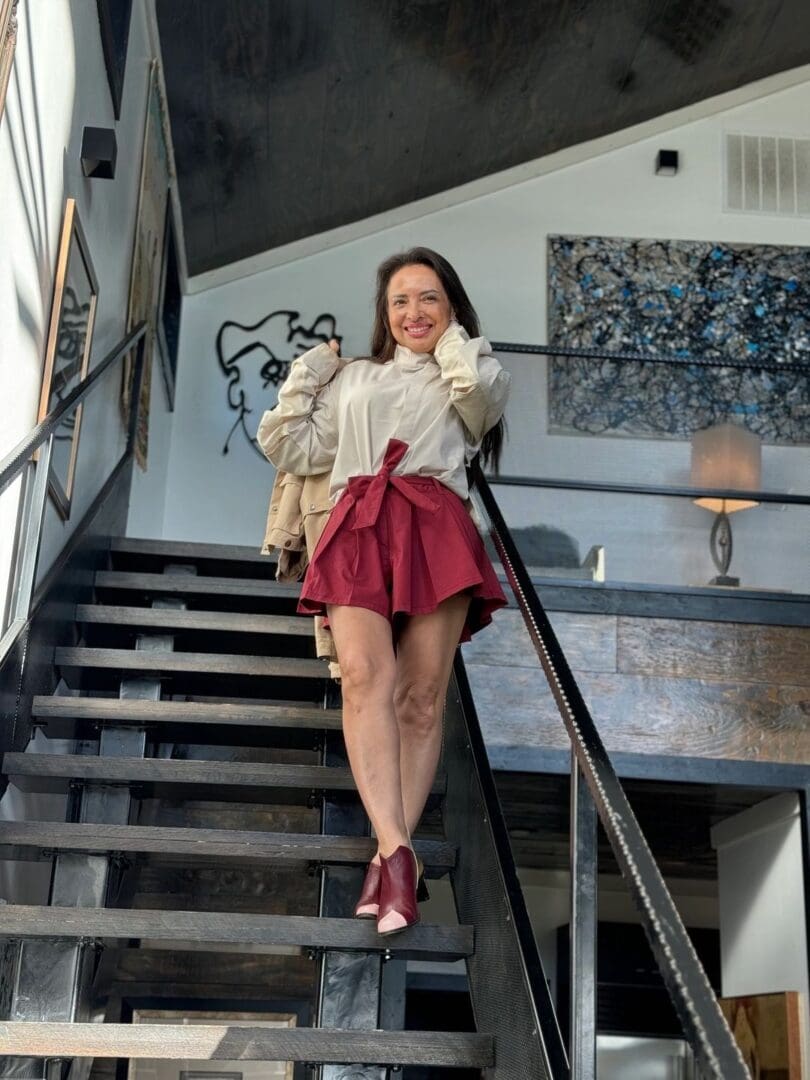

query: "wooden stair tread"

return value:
[1, 753, 446, 796]
[110, 537, 273, 564]
[76, 604, 313, 636]
[0, 1022, 494, 1065]
[0, 821, 455, 870]
[54, 647, 326, 679]
[31, 695, 340, 729]
[95, 570, 298, 597]
[0, 905, 473, 958]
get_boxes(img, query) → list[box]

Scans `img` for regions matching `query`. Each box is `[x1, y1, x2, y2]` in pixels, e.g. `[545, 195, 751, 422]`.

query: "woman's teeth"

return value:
[407, 325, 430, 336]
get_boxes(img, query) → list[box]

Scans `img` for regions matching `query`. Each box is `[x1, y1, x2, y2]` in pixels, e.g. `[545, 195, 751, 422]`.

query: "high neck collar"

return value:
[393, 344, 434, 370]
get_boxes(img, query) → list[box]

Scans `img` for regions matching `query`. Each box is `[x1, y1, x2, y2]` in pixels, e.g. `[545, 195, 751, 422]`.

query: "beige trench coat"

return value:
[261, 468, 341, 679]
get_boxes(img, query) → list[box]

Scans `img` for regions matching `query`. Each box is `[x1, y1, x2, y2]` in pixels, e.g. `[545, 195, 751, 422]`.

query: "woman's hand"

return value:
[328, 338, 340, 354]
[434, 320, 469, 356]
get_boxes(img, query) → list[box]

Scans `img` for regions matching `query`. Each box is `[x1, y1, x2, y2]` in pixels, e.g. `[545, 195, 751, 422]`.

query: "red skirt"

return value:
[297, 439, 507, 643]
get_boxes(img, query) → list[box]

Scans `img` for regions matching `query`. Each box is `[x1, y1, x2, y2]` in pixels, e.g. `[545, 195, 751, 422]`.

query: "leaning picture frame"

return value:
[37, 198, 99, 520]
[122, 57, 172, 467]
[0, 0, 19, 121]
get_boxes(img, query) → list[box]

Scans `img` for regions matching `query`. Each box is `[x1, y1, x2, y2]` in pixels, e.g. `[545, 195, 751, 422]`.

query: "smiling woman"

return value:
[256, 246, 510, 936]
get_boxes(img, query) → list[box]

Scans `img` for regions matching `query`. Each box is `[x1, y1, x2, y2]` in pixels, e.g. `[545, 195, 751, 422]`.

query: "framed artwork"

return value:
[547, 234, 810, 445]
[37, 198, 99, 520]
[720, 991, 803, 1078]
[156, 195, 181, 411]
[123, 57, 172, 467]
[96, 0, 133, 120]
[0, 0, 19, 121]
[127, 1009, 296, 1080]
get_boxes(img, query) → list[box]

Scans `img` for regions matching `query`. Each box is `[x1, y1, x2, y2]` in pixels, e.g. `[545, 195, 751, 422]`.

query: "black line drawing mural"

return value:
[216, 309, 342, 458]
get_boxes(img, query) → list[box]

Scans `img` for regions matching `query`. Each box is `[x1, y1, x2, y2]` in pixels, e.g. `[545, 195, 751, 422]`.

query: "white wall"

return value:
[711, 793, 810, 1065]
[128, 71, 810, 592]
[0, 0, 158, 615]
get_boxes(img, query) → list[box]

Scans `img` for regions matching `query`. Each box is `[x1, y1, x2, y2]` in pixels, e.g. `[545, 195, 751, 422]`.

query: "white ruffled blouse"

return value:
[256, 321, 511, 503]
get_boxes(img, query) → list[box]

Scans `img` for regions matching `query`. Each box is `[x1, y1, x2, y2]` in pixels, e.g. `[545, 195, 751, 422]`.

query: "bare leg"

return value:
[326, 604, 409, 858]
[393, 591, 471, 837]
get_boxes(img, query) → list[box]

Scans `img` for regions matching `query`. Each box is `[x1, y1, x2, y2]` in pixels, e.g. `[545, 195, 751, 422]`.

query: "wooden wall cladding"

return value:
[462, 610, 810, 764]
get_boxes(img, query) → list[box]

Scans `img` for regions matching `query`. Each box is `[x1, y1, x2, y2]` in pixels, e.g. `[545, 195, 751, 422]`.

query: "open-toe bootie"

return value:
[377, 845, 420, 936]
[354, 859, 381, 919]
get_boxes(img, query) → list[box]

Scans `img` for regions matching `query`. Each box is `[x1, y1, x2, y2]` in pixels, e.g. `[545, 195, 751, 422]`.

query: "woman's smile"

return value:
[404, 321, 433, 340]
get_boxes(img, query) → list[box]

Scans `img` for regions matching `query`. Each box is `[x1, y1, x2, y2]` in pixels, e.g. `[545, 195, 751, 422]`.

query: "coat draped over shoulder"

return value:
[262, 468, 339, 677]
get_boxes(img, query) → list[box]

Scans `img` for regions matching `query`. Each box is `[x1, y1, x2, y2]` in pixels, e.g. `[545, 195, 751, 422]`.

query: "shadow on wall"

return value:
[485, 523, 580, 566]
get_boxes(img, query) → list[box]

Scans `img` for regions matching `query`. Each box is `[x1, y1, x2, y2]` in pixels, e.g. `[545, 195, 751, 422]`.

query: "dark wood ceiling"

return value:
[156, 0, 810, 277]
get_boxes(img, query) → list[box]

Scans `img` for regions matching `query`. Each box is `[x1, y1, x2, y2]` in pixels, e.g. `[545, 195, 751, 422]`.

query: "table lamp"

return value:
[690, 422, 761, 586]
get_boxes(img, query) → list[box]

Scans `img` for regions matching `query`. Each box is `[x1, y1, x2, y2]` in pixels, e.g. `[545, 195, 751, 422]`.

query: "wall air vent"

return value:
[725, 133, 810, 216]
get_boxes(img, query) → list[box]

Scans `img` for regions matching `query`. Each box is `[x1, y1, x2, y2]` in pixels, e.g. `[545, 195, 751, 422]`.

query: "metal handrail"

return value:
[0, 323, 147, 663]
[470, 460, 751, 1079]
[490, 472, 810, 506]
[491, 338, 810, 376]
[0, 322, 147, 497]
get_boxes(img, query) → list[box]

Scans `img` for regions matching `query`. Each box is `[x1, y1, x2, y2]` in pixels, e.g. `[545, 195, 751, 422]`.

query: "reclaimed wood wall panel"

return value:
[465, 607, 810, 764]
[617, 617, 810, 686]
[463, 609, 617, 673]
[467, 666, 810, 764]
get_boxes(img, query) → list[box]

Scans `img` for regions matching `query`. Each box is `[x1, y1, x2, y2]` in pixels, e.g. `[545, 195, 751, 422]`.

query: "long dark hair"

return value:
[370, 246, 505, 472]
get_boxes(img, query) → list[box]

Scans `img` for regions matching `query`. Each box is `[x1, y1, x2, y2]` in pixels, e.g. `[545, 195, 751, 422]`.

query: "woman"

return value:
[257, 247, 510, 935]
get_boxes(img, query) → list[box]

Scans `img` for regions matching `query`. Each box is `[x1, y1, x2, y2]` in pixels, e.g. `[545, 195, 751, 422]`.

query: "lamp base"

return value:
[709, 574, 740, 587]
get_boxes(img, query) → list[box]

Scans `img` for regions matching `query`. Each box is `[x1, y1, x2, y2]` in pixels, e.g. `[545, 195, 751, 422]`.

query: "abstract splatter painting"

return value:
[547, 235, 810, 444]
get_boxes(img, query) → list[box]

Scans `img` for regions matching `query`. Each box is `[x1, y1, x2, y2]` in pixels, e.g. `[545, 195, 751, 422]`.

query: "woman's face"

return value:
[386, 264, 453, 354]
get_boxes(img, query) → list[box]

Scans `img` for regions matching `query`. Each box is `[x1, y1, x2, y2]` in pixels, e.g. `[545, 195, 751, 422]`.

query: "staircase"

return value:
[0, 537, 562, 1077]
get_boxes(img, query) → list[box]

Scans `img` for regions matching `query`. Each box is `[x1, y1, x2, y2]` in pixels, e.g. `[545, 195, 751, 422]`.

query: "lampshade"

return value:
[690, 422, 761, 514]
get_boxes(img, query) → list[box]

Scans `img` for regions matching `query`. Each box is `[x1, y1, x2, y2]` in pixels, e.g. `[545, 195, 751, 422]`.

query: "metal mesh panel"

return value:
[443, 670, 567, 1080]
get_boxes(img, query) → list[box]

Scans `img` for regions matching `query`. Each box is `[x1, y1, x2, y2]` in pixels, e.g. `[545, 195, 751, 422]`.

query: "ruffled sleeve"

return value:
[256, 342, 340, 474]
[432, 322, 511, 443]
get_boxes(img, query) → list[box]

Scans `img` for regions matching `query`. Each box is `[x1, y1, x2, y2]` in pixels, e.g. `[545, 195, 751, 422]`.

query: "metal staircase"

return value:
[0, 324, 753, 1078]
[0, 536, 561, 1076]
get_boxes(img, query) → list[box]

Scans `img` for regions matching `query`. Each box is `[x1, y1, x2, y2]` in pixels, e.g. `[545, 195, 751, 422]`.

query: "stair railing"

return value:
[469, 460, 752, 1080]
[0, 323, 147, 667]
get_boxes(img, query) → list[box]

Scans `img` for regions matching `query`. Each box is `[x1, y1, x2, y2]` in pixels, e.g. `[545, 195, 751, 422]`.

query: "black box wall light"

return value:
[655, 149, 679, 176]
[81, 126, 117, 180]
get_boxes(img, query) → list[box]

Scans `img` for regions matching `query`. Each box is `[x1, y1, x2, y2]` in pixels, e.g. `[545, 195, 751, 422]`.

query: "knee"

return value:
[339, 652, 395, 700]
[394, 678, 444, 736]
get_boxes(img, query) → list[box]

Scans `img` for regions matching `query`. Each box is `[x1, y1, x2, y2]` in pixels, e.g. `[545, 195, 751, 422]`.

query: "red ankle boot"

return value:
[354, 859, 381, 919]
[377, 846, 420, 936]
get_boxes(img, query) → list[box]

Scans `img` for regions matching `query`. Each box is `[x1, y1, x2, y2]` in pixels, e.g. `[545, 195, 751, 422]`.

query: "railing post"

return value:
[569, 751, 597, 1080]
